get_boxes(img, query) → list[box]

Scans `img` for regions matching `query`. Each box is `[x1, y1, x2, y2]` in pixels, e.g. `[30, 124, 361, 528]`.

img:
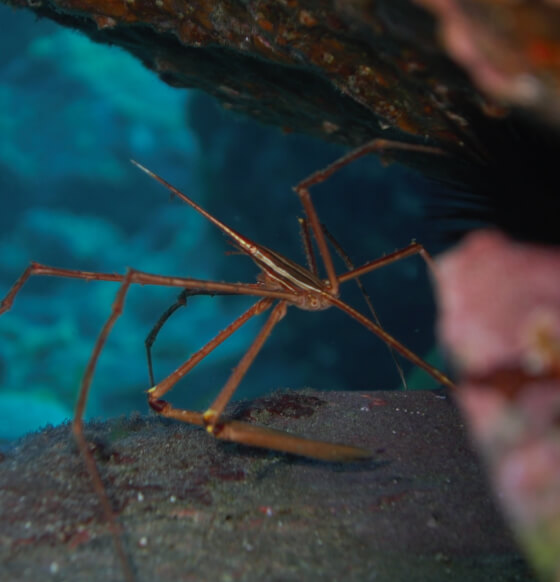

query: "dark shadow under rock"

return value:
[0, 390, 534, 581]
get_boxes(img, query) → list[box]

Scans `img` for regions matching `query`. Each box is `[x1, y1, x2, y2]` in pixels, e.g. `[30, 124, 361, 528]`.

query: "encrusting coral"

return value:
[435, 230, 560, 582]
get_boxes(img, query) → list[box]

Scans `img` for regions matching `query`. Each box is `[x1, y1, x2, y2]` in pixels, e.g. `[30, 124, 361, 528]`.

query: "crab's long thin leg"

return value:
[335, 242, 449, 386]
[148, 296, 370, 460]
[328, 293, 454, 389]
[320, 222, 408, 390]
[129, 270, 297, 299]
[72, 270, 135, 582]
[330, 236, 450, 389]
[294, 185, 339, 295]
[0, 263, 125, 315]
[148, 297, 274, 402]
[158, 299, 371, 461]
[204, 300, 287, 425]
[299, 215, 408, 389]
[336, 242, 436, 284]
[0, 262, 296, 317]
[208, 418, 372, 461]
[149, 299, 283, 423]
[296, 138, 444, 192]
[292, 138, 443, 297]
[157, 404, 371, 461]
[298, 217, 319, 276]
[145, 286, 266, 386]
[145, 288, 234, 386]
[146, 289, 191, 387]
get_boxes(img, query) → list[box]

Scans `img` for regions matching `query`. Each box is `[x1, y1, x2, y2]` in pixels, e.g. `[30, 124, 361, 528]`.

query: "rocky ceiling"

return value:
[4, 0, 560, 240]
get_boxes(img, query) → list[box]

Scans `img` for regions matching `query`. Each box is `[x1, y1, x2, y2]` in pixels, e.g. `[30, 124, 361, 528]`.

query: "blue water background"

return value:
[0, 6, 444, 440]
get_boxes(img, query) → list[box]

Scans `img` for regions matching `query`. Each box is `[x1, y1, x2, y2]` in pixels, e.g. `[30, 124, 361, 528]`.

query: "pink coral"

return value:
[435, 229, 560, 581]
[436, 229, 560, 376]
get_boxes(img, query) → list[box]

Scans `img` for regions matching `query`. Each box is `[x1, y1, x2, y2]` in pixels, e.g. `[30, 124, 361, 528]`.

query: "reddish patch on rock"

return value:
[237, 392, 326, 422]
[109, 451, 136, 465]
[209, 466, 246, 481]
[66, 529, 91, 549]
[361, 394, 388, 409]
[369, 491, 408, 511]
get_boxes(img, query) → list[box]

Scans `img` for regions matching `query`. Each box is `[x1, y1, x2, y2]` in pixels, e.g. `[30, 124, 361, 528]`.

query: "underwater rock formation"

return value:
[3, 0, 559, 239]
[2, 0, 481, 157]
[436, 230, 560, 582]
[0, 0, 553, 177]
[0, 390, 534, 581]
